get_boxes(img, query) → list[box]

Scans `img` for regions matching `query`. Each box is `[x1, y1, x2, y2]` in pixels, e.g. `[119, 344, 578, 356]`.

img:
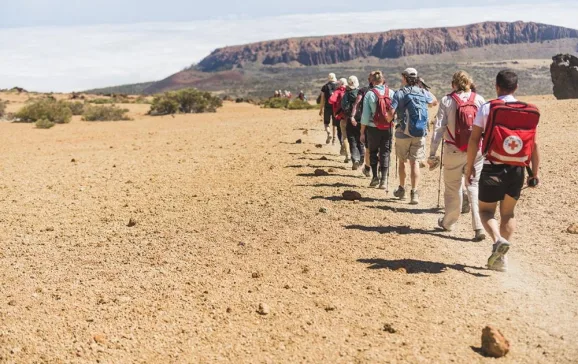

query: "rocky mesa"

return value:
[198, 21, 578, 71]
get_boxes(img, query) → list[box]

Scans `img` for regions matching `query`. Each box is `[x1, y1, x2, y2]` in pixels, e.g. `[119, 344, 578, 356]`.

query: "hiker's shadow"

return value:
[289, 152, 328, 156]
[368, 205, 442, 215]
[357, 258, 489, 277]
[345, 224, 473, 243]
[286, 165, 347, 170]
[298, 173, 363, 179]
[312, 196, 380, 203]
[297, 183, 358, 188]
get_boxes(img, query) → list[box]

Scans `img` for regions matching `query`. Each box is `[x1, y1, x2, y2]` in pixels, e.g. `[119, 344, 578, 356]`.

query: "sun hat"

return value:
[347, 76, 360, 89]
[339, 78, 348, 87]
[402, 68, 418, 78]
[328, 73, 337, 82]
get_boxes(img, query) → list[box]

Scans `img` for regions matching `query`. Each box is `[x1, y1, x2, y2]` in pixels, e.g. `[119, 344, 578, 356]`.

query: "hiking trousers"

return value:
[340, 119, 350, 157]
[441, 143, 483, 231]
[367, 127, 392, 178]
[346, 121, 365, 163]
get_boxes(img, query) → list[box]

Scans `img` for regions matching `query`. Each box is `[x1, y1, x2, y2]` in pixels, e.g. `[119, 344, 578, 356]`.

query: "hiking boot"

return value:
[410, 190, 419, 205]
[352, 161, 360, 171]
[393, 186, 406, 200]
[362, 165, 371, 177]
[325, 133, 331, 144]
[369, 177, 380, 188]
[489, 255, 508, 272]
[461, 196, 471, 214]
[332, 138, 336, 146]
[487, 238, 511, 270]
[437, 217, 451, 231]
[473, 229, 486, 242]
[344, 156, 350, 164]
[378, 177, 388, 191]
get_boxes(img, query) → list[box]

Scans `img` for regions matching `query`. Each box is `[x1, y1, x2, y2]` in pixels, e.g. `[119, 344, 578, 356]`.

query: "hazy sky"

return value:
[1, 1, 577, 92]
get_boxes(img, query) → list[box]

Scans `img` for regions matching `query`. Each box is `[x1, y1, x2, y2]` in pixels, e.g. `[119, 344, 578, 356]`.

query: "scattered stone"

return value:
[226, 307, 232, 313]
[327, 168, 336, 173]
[283, 284, 291, 289]
[383, 324, 396, 333]
[315, 144, 323, 148]
[127, 218, 137, 227]
[319, 207, 328, 213]
[551, 54, 578, 100]
[396, 267, 407, 274]
[257, 303, 270, 315]
[567, 223, 578, 234]
[251, 272, 263, 279]
[325, 304, 337, 312]
[481, 326, 510, 358]
[314, 169, 329, 176]
[342, 190, 362, 201]
[7, 300, 17, 306]
[295, 139, 302, 144]
[398, 226, 411, 235]
[319, 156, 328, 161]
[93, 334, 107, 345]
[302, 130, 309, 135]
[71, 158, 76, 163]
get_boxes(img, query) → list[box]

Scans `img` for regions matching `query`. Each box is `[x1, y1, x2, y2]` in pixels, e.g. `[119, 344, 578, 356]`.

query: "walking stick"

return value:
[437, 143, 444, 209]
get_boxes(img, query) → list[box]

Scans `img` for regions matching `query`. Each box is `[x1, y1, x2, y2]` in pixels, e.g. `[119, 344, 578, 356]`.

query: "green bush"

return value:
[0, 99, 7, 118]
[149, 89, 223, 115]
[262, 98, 290, 109]
[82, 105, 131, 121]
[287, 99, 316, 110]
[15, 98, 72, 123]
[67, 101, 85, 115]
[134, 96, 151, 104]
[87, 98, 114, 105]
[35, 118, 55, 129]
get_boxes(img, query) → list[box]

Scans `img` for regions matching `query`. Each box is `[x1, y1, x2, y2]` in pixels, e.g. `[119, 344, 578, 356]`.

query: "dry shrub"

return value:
[15, 98, 72, 123]
[82, 105, 131, 121]
[35, 118, 55, 129]
[149, 89, 222, 115]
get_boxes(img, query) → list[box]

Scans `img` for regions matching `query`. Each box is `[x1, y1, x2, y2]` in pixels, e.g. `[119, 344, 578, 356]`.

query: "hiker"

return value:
[429, 71, 486, 242]
[320, 73, 339, 144]
[352, 72, 375, 177]
[274, 90, 280, 98]
[388, 68, 437, 204]
[465, 70, 541, 272]
[329, 78, 351, 163]
[341, 75, 364, 170]
[360, 71, 395, 190]
[298, 91, 306, 101]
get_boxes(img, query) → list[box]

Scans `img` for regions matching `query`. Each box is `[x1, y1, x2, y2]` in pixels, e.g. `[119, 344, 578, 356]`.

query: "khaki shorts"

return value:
[395, 136, 425, 162]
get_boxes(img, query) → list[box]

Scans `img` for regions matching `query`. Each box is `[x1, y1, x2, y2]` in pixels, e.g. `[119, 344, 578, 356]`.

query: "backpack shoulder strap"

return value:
[467, 92, 477, 103]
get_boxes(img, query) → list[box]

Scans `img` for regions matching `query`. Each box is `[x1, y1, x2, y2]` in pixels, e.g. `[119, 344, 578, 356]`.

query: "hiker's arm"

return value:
[319, 93, 325, 116]
[430, 101, 445, 157]
[360, 93, 373, 127]
[360, 124, 367, 144]
[465, 125, 484, 184]
[351, 94, 363, 121]
[387, 92, 399, 123]
[428, 92, 438, 107]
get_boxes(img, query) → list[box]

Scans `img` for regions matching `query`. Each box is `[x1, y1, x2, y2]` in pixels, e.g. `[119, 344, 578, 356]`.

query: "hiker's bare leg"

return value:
[479, 201, 500, 242]
[499, 195, 518, 241]
[398, 159, 407, 187]
[364, 148, 370, 167]
[409, 159, 419, 190]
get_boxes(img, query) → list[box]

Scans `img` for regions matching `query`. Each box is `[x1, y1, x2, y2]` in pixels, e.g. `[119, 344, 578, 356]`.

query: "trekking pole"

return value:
[437, 143, 444, 209]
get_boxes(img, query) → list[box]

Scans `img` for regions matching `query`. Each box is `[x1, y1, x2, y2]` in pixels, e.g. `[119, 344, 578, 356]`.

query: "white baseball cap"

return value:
[402, 68, 418, 77]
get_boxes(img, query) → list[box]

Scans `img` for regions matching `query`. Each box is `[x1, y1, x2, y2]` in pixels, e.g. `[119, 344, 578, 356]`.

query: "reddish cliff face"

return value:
[198, 21, 578, 71]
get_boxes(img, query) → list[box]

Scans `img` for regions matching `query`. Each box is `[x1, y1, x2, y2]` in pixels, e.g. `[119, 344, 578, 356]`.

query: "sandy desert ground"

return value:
[0, 92, 577, 363]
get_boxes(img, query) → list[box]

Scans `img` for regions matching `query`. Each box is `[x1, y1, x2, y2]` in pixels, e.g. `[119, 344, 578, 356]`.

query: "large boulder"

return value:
[551, 54, 578, 99]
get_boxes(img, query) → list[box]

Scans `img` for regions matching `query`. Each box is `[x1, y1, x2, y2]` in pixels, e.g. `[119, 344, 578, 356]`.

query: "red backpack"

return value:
[482, 100, 540, 167]
[329, 86, 346, 120]
[447, 92, 478, 151]
[371, 87, 392, 130]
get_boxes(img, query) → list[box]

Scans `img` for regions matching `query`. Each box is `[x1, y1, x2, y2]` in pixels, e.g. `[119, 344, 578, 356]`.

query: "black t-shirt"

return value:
[321, 82, 338, 105]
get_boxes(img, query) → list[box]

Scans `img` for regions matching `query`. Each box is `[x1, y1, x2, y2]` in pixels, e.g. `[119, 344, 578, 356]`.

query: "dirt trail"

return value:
[0, 95, 577, 363]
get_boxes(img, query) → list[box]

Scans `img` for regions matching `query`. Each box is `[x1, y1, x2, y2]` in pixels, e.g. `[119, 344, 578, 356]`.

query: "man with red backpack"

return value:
[429, 71, 486, 242]
[329, 78, 351, 163]
[319, 73, 339, 144]
[360, 71, 396, 190]
[465, 70, 541, 272]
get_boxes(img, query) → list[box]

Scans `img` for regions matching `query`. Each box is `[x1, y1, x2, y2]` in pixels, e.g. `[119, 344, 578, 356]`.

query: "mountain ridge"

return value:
[197, 21, 578, 71]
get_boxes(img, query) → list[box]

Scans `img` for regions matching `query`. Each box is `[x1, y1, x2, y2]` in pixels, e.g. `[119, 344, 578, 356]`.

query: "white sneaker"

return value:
[489, 255, 508, 272]
[487, 238, 511, 270]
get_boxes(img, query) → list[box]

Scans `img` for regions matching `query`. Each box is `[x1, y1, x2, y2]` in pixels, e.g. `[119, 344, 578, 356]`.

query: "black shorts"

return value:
[479, 164, 525, 203]
[323, 106, 335, 126]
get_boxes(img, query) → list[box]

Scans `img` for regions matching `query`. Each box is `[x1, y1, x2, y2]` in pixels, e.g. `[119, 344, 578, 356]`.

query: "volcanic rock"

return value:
[551, 54, 578, 99]
[342, 191, 362, 201]
[314, 169, 329, 176]
[481, 326, 510, 358]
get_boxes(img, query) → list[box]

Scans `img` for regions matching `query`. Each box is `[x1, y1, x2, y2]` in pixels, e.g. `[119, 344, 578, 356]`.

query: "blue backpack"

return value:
[401, 87, 429, 137]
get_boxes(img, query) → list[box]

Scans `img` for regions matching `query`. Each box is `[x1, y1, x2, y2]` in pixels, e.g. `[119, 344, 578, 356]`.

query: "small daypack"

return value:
[447, 92, 479, 151]
[482, 100, 540, 167]
[401, 87, 429, 137]
[371, 87, 392, 130]
[329, 86, 346, 120]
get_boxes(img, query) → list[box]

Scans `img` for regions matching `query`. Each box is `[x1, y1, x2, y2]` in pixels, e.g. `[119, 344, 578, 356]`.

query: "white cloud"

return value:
[1, 3, 577, 92]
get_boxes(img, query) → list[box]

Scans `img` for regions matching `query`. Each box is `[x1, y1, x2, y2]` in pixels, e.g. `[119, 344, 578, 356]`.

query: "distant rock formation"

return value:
[198, 21, 578, 72]
[551, 54, 578, 99]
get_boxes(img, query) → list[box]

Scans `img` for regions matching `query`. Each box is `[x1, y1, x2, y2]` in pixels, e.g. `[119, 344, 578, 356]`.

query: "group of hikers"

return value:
[273, 90, 308, 101]
[318, 69, 541, 272]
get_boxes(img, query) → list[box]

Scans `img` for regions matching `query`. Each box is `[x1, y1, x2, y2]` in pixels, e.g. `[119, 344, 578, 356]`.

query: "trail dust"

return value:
[0, 93, 577, 363]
